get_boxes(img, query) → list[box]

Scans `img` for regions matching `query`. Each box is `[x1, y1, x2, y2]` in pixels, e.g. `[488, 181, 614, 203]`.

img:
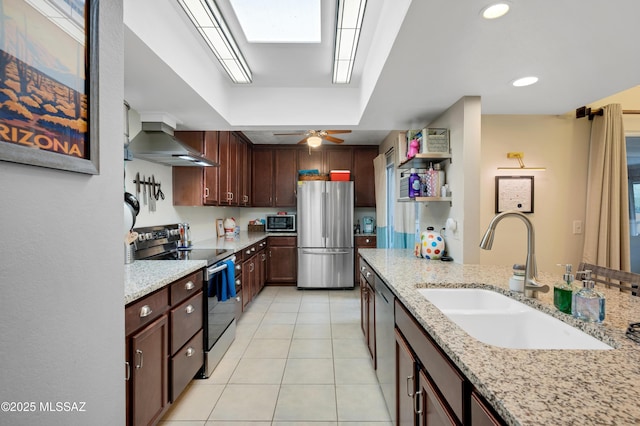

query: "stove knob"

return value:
[145, 232, 153, 240]
[137, 234, 146, 242]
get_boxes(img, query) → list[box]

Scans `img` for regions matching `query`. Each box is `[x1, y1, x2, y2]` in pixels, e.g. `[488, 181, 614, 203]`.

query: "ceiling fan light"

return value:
[307, 136, 322, 147]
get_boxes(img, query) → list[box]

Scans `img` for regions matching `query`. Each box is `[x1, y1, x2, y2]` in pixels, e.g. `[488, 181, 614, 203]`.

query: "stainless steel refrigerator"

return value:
[297, 180, 354, 289]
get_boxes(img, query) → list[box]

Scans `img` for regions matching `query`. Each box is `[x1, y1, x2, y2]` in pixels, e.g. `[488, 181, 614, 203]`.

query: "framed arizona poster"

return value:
[0, 0, 99, 174]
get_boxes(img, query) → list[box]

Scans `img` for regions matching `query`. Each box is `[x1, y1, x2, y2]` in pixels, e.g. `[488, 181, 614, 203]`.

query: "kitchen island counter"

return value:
[359, 248, 640, 426]
[124, 260, 206, 304]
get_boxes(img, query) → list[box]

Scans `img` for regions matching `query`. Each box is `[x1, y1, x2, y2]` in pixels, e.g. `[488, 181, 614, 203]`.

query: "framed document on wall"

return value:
[495, 176, 534, 213]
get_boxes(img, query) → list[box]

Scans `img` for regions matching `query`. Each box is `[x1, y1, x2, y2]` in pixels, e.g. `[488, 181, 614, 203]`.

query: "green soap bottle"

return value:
[554, 263, 574, 314]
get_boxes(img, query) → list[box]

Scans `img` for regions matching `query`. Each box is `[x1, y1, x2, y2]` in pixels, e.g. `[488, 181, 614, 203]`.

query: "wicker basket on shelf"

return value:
[248, 224, 265, 232]
[298, 173, 329, 181]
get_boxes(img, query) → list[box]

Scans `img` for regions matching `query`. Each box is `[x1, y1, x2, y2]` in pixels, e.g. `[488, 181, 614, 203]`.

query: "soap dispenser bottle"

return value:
[553, 263, 574, 314]
[572, 270, 605, 323]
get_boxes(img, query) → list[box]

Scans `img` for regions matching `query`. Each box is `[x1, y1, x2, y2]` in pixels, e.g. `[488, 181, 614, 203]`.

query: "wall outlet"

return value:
[572, 220, 583, 234]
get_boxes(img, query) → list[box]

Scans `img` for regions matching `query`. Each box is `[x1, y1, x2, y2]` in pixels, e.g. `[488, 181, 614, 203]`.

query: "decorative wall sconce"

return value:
[497, 152, 546, 171]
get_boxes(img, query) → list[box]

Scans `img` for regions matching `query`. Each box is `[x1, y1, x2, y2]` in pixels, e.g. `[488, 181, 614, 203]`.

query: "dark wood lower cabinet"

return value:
[126, 271, 204, 425]
[417, 368, 459, 426]
[130, 315, 169, 426]
[266, 237, 297, 285]
[396, 329, 416, 426]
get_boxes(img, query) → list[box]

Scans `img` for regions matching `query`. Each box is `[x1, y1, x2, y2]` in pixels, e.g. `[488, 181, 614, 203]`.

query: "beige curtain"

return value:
[583, 104, 631, 270]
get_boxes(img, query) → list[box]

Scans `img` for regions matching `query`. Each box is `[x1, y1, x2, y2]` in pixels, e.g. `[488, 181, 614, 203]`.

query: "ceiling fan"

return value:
[274, 130, 352, 147]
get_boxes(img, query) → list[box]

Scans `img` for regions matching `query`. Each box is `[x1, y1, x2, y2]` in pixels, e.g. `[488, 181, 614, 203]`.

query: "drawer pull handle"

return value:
[406, 375, 414, 397]
[185, 305, 195, 314]
[186, 347, 195, 357]
[365, 239, 370, 243]
[185, 281, 195, 290]
[125, 362, 130, 381]
[246, 250, 251, 255]
[366, 272, 371, 278]
[251, 247, 256, 252]
[135, 349, 143, 369]
[414, 389, 423, 415]
[236, 279, 241, 285]
[361, 266, 366, 271]
[139, 305, 152, 318]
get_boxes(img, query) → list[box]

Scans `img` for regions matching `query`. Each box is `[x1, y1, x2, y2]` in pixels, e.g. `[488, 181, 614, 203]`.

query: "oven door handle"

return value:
[206, 255, 237, 276]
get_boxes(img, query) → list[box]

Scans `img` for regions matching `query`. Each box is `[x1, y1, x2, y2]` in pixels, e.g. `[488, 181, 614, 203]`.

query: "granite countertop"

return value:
[192, 232, 296, 251]
[124, 260, 206, 305]
[359, 248, 640, 426]
[125, 232, 296, 305]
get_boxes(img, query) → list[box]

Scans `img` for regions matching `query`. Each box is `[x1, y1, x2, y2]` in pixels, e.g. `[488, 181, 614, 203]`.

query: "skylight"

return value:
[230, 0, 321, 43]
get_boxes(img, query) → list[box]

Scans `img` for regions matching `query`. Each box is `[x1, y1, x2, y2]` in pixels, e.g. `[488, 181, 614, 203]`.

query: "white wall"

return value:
[420, 96, 482, 263]
[0, 2, 125, 425]
[480, 115, 591, 274]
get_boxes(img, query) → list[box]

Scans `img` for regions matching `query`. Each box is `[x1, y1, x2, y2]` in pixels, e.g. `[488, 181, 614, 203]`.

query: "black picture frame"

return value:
[495, 176, 534, 213]
[0, 0, 99, 174]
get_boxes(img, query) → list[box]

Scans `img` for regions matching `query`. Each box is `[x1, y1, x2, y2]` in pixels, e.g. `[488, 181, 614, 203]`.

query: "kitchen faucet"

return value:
[479, 210, 550, 297]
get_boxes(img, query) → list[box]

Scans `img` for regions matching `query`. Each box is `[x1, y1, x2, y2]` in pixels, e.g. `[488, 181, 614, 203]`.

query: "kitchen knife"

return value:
[135, 172, 140, 199]
[142, 174, 147, 205]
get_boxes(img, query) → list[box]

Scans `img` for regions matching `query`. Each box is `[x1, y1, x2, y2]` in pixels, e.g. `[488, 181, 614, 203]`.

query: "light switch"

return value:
[573, 220, 583, 234]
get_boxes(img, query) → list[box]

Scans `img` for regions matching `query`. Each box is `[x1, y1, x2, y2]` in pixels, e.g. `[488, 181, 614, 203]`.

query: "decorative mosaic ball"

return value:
[421, 229, 444, 260]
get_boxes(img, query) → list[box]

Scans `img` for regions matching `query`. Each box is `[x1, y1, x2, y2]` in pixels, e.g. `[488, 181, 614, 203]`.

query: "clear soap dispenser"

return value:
[553, 263, 574, 314]
[572, 270, 605, 323]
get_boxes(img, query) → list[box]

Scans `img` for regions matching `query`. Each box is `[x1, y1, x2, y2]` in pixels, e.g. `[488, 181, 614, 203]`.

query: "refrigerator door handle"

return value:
[322, 191, 327, 239]
[302, 250, 350, 255]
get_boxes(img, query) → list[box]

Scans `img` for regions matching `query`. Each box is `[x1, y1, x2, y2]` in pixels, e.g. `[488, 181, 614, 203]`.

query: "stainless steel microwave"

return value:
[265, 214, 296, 232]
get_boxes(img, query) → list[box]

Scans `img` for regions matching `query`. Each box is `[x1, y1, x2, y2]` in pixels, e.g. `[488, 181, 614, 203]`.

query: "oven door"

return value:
[202, 257, 238, 378]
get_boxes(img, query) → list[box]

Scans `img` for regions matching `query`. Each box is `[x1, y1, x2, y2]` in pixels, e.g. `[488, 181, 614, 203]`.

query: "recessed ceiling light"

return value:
[481, 3, 510, 19]
[512, 76, 539, 87]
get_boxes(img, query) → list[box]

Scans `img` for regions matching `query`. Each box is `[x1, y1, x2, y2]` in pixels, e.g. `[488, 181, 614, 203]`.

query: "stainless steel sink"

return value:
[418, 288, 612, 350]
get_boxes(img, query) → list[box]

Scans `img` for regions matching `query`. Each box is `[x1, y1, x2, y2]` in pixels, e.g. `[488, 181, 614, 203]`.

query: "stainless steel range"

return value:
[133, 223, 240, 378]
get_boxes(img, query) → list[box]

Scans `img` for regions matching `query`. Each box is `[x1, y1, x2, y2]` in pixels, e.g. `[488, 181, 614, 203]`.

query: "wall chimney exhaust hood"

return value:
[128, 121, 218, 167]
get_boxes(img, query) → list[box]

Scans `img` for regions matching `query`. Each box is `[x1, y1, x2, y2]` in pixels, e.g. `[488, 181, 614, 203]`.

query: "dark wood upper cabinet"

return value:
[274, 148, 298, 207]
[353, 147, 378, 207]
[218, 131, 240, 206]
[252, 148, 274, 207]
[298, 148, 324, 172]
[173, 131, 219, 206]
[324, 147, 353, 173]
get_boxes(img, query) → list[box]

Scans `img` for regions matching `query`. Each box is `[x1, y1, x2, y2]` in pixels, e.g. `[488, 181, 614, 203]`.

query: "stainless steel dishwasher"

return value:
[374, 275, 396, 423]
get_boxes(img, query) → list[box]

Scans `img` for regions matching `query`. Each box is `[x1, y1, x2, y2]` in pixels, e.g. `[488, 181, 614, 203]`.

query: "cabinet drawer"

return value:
[268, 236, 296, 246]
[170, 292, 203, 354]
[170, 271, 203, 306]
[125, 287, 170, 336]
[395, 300, 464, 422]
[171, 329, 204, 401]
[355, 235, 376, 247]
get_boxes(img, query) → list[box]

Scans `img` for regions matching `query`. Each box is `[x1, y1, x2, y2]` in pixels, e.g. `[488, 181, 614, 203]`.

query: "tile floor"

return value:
[159, 286, 392, 426]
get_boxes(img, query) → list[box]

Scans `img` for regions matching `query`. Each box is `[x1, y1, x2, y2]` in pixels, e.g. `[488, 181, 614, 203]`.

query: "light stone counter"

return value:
[123, 233, 297, 305]
[359, 248, 640, 426]
[193, 232, 296, 252]
[124, 260, 206, 305]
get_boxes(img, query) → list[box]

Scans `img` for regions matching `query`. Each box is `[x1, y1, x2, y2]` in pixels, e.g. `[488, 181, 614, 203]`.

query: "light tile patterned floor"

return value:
[159, 286, 392, 426]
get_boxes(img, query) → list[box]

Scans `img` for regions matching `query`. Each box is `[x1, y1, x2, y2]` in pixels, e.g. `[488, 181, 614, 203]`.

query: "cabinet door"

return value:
[353, 147, 378, 207]
[417, 369, 458, 426]
[267, 246, 297, 283]
[298, 148, 324, 172]
[396, 329, 417, 426]
[242, 256, 253, 308]
[324, 147, 353, 172]
[240, 140, 252, 206]
[258, 249, 267, 292]
[252, 149, 274, 207]
[173, 131, 205, 206]
[130, 315, 169, 426]
[203, 131, 220, 205]
[274, 149, 298, 207]
[220, 132, 240, 205]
